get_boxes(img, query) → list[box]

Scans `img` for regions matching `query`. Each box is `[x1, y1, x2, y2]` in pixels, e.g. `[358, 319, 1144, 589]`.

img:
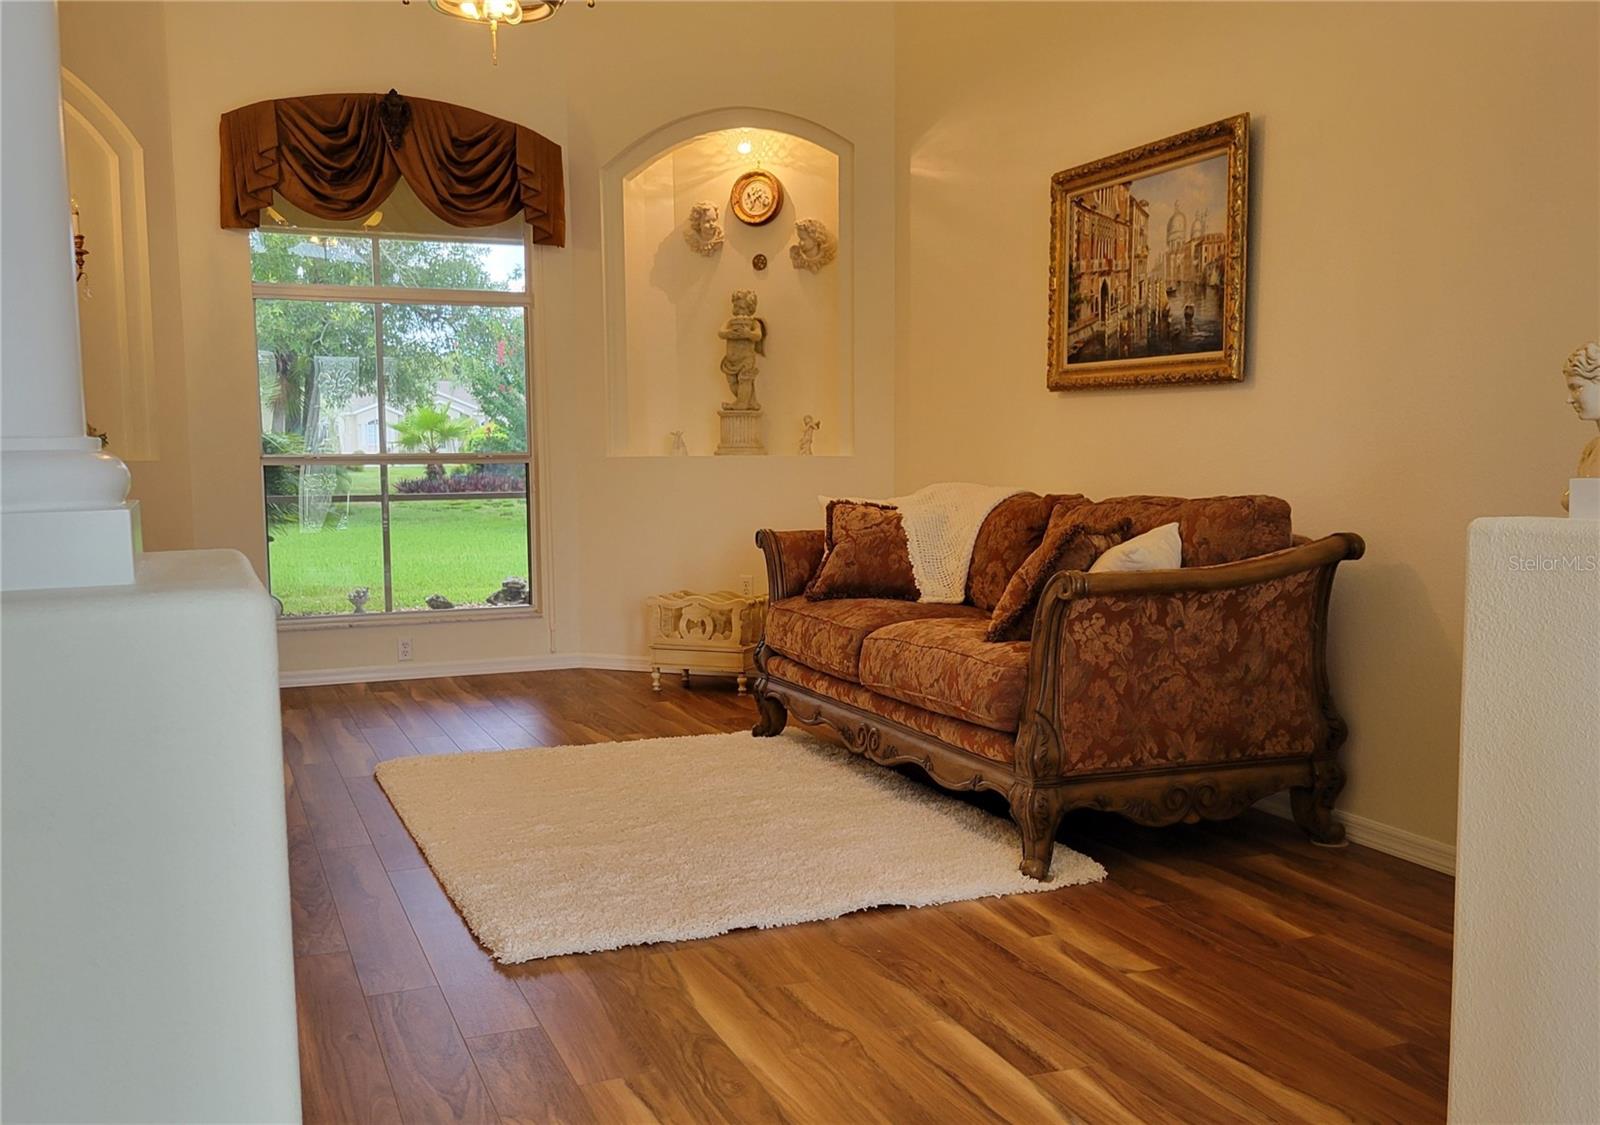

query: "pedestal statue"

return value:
[715, 290, 767, 455]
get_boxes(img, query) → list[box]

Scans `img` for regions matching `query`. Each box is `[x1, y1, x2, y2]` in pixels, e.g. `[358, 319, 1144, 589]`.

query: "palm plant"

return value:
[394, 404, 476, 478]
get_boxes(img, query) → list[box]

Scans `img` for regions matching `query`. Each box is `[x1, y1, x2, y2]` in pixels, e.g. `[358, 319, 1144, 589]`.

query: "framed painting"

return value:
[1047, 114, 1250, 390]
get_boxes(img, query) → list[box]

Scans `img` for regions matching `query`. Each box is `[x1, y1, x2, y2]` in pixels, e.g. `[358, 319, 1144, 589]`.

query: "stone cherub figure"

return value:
[799, 415, 821, 455]
[683, 201, 725, 257]
[1563, 341, 1600, 511]
[719, 289, 767, 411]
[789, 218, 837, 273]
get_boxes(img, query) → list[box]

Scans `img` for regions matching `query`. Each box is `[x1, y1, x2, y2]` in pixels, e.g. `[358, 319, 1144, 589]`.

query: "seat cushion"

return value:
[765, 597, 985, 682]
[858, 617, 1031, 732]
[966, 492, 1088, 611]
[1073, 495, 1292, 566]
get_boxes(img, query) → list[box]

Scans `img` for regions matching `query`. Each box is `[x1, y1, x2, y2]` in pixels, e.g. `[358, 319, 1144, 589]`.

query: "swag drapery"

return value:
[219, 90, 565, 246]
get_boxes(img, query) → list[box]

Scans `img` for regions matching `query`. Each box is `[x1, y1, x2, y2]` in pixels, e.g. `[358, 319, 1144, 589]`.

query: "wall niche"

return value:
[604, 111, 852, 457]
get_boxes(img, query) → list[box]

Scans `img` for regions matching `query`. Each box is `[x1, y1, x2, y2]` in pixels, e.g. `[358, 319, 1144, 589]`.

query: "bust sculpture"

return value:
[789, 218, 837, 273]
[683, 201, 724, 257]
[1563, 341, 1600, 511]
[718, 289, 766, 412]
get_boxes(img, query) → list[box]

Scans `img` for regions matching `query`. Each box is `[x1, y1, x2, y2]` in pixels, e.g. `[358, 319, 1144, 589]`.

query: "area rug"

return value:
[375, 729, 1104, 963]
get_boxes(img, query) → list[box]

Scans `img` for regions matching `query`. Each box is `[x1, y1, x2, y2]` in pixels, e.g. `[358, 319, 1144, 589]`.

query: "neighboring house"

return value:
[258, 350, 485, 454]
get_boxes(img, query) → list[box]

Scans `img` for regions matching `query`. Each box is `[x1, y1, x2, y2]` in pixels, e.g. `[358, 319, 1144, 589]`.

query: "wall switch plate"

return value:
[739, 574, 754, 597]
[398, 638, 413, 662]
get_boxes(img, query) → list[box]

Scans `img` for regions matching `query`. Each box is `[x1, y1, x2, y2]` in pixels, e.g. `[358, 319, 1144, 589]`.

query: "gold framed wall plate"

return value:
[730, 169, 784, 226]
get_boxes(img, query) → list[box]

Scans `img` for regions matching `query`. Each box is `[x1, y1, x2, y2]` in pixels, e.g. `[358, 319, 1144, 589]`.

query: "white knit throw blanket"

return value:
[825, 482, 1023, 603]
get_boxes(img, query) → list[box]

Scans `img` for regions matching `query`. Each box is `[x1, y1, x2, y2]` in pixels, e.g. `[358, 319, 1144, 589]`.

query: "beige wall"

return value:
[59, 1, 898, 676]
[893, 1, 1600, 847]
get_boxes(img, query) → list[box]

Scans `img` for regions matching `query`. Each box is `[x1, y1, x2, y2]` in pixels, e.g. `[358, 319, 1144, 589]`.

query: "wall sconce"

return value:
[71, 197, 89, 284]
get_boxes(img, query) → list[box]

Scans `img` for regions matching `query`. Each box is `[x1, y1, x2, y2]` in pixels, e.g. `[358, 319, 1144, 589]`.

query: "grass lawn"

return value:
[268, 496, 530, 615]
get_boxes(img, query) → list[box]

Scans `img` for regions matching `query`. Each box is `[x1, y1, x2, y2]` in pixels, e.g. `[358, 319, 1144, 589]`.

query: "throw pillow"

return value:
[1088, 521, 1182, 573]
[985, 511, 1130, 642]
[804, 500, 920, 601]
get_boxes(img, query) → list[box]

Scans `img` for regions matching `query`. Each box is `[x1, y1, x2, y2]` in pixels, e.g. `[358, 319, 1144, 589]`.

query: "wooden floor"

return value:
[283, 670, 1454, 1124]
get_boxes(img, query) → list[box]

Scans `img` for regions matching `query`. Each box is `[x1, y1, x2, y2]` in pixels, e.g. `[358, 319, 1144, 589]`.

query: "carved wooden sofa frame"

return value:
[752, 529, 1365, 879]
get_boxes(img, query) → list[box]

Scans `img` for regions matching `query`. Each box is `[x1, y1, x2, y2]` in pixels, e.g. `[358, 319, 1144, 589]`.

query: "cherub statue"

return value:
[789, 218, 837, 273]
[668, 430, 688, 456]
[799, 415, 821, 455]
[1562, 342, 1600, 511]
[718, 289, 766, 412]
[347, 586, 370, 614]
[683, 201, 724, 257]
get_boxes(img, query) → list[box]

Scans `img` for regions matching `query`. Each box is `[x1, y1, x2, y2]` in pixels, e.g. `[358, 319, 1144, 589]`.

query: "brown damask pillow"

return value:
[804, 501, 920, 601]
[985, 512, 1130, 642]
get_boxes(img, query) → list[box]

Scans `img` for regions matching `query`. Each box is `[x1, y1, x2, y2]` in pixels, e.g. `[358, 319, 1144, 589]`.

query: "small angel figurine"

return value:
[789, 218, 838, 273]
[718, 290, 766, 412]
[683, 201, 724, 257]
[799, 415, 821, 455]
[668, 430, 688, 457]
[1562, 342, 1600, 511]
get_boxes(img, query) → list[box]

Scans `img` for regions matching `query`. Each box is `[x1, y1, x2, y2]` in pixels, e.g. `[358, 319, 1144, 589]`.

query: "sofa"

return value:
[751, 493, 1364, 879]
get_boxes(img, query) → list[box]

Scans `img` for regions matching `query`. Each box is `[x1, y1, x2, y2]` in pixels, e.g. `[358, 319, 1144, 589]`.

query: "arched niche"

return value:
[602, 109, 853, 457]
[61, 67, 158, 461]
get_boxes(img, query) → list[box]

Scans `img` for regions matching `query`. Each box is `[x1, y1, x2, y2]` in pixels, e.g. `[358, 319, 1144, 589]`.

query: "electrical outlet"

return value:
[739, 574, 754, 597]
[398, 638, 413, 662]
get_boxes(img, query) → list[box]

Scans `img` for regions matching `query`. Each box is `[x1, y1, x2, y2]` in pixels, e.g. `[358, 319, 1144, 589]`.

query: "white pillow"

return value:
[1089, 521, 1182, 573]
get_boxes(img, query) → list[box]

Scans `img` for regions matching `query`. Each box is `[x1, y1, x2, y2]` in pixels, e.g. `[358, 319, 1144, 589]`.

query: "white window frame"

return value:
[255, 226, 542, 626]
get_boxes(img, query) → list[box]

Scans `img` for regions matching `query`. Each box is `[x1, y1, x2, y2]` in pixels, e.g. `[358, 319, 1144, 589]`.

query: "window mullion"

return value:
[380, 463, 394, 613]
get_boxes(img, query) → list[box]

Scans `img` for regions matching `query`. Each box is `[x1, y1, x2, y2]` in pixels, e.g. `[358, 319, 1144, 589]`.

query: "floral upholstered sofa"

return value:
[751, 493, 1364, 879]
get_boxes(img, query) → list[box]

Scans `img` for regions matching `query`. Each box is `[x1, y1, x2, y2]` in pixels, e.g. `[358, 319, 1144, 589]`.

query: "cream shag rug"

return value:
[375, 730, 1105, 963]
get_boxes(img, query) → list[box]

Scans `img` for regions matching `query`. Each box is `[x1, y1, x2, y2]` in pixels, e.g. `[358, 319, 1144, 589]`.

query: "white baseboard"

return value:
[1255, 793, 1456, 874]
[278, 652, 652, 688]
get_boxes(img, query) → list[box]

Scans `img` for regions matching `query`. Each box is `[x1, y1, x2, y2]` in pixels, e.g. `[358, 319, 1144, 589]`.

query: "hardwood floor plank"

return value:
[288, 821, 347, 956]
[295, 952, 401, 1125]
[294, 760, 373, 852]
[580, 1078, 662, 1125]
[367, 987, 498, 1124]
[468, 1026, 597, 1125]
[346, 775, 426, 872]
[390, 866, 541, 1039]
[510, 957, 652, 1085]
[362, 724, 420, 762]
[321, 845, 436, 996]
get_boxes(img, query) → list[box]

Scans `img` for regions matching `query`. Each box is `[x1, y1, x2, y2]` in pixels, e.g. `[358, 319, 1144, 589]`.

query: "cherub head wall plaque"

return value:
[683, 201, 725, 256]
[789, 218, 837, 273]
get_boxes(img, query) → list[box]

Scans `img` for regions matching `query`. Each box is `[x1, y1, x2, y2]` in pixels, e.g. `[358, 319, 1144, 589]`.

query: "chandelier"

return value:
[426, 0, 593, 65]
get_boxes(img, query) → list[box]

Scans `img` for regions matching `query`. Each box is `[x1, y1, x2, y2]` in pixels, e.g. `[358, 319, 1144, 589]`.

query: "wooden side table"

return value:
[646, 589, 767, 694]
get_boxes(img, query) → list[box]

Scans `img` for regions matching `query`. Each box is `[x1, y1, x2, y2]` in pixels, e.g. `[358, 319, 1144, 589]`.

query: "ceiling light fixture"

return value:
[423, 0, 594, 65]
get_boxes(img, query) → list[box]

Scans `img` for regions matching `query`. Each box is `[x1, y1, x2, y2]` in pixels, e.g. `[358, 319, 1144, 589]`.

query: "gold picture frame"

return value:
[1047, 114, 1250, 390]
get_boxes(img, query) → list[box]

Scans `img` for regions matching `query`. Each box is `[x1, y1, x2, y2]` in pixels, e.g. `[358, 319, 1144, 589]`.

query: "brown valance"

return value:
[220, 90, 564, 246]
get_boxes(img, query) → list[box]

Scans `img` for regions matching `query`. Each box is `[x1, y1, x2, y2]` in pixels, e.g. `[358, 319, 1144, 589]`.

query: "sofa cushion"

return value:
[765, 597, 984, 682]
[805, 501, 920, 602]
[987, 512, 1131, 642]
[1073, 495, 1292, 566]
[965, 492, 1088, 612]
[859, 617, 1032, 732]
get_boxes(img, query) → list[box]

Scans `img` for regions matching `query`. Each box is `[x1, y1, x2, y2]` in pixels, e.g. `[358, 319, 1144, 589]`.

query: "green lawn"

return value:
[268, 497, 530, 615]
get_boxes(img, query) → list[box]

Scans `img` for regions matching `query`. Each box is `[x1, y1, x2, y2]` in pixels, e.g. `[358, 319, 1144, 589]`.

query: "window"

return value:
[254, 228, 536, 618]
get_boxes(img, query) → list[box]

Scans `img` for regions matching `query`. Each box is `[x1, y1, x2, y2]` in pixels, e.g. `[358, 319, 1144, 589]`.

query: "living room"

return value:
[2, 1, 1596, 1121]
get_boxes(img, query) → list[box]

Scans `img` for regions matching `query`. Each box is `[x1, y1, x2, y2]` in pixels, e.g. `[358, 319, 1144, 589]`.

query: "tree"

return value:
[252, 230, 528, 460]
[393, 405, 476, 478]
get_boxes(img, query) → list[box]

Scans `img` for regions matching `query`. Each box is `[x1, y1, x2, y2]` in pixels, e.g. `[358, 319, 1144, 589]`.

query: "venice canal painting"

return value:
[1064, 151, 1230, 366]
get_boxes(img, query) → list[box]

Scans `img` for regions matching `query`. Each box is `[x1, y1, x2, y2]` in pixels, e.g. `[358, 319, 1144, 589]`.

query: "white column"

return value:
[0, 0, 139, 591]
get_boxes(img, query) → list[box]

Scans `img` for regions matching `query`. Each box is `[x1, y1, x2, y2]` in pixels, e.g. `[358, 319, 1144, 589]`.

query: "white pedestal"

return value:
[715, 407, 765, 455]
[1449, 517, 1600, 1123]
[1, 550, 300, 1122]
[1, 501, 142, 590]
